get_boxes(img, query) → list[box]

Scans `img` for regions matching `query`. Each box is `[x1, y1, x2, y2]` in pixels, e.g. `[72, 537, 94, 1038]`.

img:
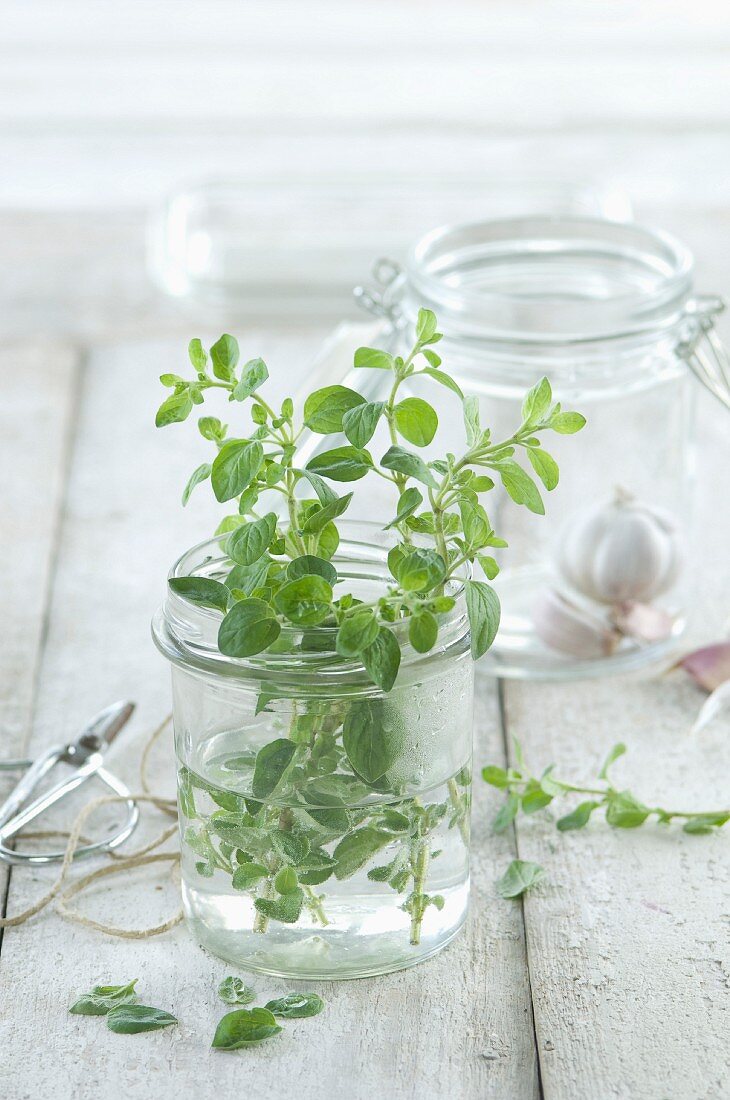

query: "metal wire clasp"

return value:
[676, 295, 730, 411]
[353, 258, 408, 331]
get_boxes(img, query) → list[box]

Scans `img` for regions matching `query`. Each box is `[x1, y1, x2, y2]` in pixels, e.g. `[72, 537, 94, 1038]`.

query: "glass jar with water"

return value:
[153, 524, 473, 980]
[358, 216, 728, 678]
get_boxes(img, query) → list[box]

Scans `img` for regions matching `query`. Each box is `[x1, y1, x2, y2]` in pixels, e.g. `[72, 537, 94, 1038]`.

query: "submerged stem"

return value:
[253, 877, 276, 934]
[408, 837, 430, 946]
[303, 885, 329, 927]
[447, 778, 470, 845]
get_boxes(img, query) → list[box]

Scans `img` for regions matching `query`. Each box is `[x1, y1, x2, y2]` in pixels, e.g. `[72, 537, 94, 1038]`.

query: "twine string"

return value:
[0, 716, 184, 938]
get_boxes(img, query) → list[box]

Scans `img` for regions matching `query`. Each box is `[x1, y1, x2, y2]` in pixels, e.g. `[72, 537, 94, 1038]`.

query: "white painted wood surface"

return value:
[0, 2, 729, 1096]
[0, 339, 536, 1100]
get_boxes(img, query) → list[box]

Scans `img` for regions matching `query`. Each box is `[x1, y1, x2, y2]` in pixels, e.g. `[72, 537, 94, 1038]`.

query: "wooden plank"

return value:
[499, 392, 730, 1099]
[0, 341, 79, 926]
[0, 335, 537, 1099]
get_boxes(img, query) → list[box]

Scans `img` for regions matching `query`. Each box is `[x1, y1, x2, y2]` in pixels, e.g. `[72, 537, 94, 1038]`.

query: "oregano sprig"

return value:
[483, 741, 730, 835]
[157, 309, 585, 691]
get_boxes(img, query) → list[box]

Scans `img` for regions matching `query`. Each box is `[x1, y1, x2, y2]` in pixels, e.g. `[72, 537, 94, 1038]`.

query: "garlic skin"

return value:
[533, 589, 620, 659]
[557, 488, 680, 606]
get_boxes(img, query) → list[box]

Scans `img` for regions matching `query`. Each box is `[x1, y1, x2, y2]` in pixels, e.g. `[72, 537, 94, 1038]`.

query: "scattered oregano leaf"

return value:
[218, 977, 256, 1005]
[69, 980, 138, 1016]
[211, 1008, 282, 1050]
[106, 1004, 177, 1034]
[496, 860, 546, 899]
[264, 993, 325, 1019]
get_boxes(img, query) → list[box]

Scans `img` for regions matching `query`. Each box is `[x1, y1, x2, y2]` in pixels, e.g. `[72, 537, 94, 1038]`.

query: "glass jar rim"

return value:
[152, 522, 471, 687]
[402, 215, 694, 347]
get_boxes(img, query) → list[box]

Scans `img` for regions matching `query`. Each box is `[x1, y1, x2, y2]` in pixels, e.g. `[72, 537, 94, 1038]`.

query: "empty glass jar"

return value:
[357, 216, 728, 678]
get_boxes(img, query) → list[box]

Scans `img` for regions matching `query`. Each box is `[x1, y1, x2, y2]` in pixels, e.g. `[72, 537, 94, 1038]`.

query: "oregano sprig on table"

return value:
[156, 309, 585, 692]
[483, 741, 730, 835]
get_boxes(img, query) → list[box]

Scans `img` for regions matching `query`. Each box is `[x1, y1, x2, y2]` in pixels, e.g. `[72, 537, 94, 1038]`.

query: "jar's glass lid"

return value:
[404, 216, 694, 345]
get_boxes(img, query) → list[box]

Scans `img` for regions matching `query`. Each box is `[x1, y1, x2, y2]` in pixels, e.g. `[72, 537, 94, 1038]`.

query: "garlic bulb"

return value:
[557, 488, 680, 605]
[533, 589, 620, 659]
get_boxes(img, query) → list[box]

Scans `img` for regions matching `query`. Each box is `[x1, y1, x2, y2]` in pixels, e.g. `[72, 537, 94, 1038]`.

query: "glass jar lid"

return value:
[402, 216, 694, 347]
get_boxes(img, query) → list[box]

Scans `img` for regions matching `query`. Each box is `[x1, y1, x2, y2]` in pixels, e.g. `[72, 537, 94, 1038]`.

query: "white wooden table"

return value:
[0, 4, 729, 1098]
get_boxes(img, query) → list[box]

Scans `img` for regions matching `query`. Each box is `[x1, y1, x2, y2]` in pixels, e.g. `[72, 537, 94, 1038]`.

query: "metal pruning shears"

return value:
[0, 701, 139, 865]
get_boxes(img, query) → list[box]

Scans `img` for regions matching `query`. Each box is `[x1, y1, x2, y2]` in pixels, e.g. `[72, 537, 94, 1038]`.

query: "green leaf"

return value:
[416, 307, 438, 344]
[362, 626, 401, 691]
[521, 779, 553, 814]
[380, 445, 437, 488]
[301, 491, 353, 534]
[336, 610, 379, 657]
[521, 377, 552, 424]
[464, 580, 501, 658]
[295, 845, 338, 885]
[605, 791, 650, 828]
[384, 486, 423, 529]
[304, 385, 366, 434]
[274, 866, 300, 894]
[211, 440, 264, 502]
[251, 738, 297, 799]
[342, 401, 385, 447]
[271, 829, 310, 865]
[211, 1008, 282, 1050]
[494, 459, 544, 515]
[550, 410, 586, 434]
[333, 828, 393, 880]
[420, 347, 441, 368]
[227, 513, 277, 566]
[264, 993, 324, 1019]
[481, 765, 510, 789]
[275, 575, 333, 626]
[155, 390, 193, 428]
[210, 334, 239, 380]
[286, 555, 337, 586]
[218, 598, 281, 658]
[169, 576, 229, 613]
[70, 980, 138, 1016]
[395, 547, 446, 593]
[477, 554, 500, 580]
[527, 447, 559, 491]
[218, 977, 256, 1006]
[598, 742, 626, 781]
[298, 468, 338, 505]
[343, 701, 399, 782]
[496, 859, 546, 899]
[254, 888, 304, 924]
[682, 813, 730, 834]
[394, 397, 438, 447]
[198, 415, 225, 442]
[460, 500, 492, 551]
[233, 357, 269, 401]
[106, 1005, 177, 1034]
[463, 396, 481, 447]
[182, 462, 212, 506]
[306, 446, 373, 482]
[226, 557, 271, 596]
[232, 863, 268, 890]
[492, 792, 519, 834]
[188, 338, 207, 371]
[420, 367, 464, 399]
[556, 801, 601, 832]
[409, 610, 438, 653]
[354, 347, 395, 370]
